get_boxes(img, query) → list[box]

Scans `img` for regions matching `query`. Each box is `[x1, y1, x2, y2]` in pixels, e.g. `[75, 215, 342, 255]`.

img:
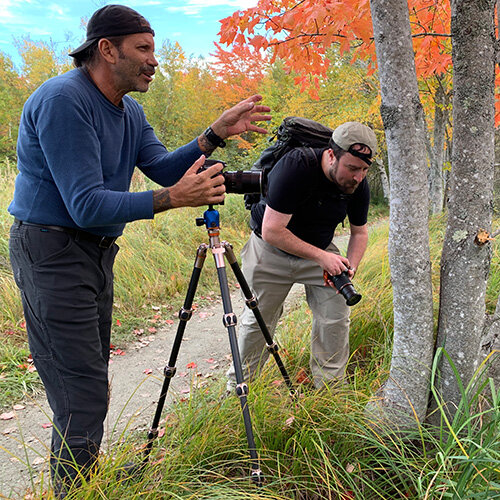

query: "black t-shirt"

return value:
[251, 147, 370, 249]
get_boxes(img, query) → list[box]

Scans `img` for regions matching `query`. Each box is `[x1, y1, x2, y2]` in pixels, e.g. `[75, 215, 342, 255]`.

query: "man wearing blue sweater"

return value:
[8, 5, 270, 496]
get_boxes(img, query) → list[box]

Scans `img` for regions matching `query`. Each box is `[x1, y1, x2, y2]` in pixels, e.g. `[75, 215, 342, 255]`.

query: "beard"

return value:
[328, 164, 359, 194]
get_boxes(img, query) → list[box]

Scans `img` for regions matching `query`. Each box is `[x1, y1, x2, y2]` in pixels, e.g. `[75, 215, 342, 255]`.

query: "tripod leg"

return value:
[223, 242, 295, 395]
[143, 244, 208, 464]
[213, 247, 263, 485]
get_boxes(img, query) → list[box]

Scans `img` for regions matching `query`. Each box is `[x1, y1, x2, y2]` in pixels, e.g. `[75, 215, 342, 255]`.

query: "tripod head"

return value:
[195, 205, 220, 230]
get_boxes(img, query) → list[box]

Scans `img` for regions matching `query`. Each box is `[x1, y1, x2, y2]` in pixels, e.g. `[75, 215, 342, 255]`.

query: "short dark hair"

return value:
[72, 35, 127, 69]
[330, 142, 348, 161]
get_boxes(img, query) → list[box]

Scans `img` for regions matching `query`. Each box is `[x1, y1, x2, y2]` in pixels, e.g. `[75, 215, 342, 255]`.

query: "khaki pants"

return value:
[227, 232, 350, 389]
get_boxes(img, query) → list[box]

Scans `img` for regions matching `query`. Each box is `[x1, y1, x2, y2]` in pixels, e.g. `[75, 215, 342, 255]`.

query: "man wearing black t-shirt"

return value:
[227, 122, 377, 389]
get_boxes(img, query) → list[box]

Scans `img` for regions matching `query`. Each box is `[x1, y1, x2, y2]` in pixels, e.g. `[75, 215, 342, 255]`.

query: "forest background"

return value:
[0, 0, 499, 498]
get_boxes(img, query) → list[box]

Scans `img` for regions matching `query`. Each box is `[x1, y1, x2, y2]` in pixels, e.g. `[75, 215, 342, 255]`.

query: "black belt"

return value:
[14, 219, 118, 249]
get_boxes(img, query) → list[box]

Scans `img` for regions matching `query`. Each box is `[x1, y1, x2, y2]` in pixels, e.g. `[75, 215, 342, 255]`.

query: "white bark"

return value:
[375, 158, 390, 202]
[429, 81, 449, 214]
[436, 0, 496, 411]
[367, 0, 434, 426]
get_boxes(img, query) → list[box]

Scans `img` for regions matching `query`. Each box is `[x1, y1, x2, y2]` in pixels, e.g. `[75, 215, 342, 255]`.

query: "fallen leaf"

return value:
[157, 428, 165, 438]
[204, 358, 215, 363]
[295, 368, 311, 385]
[41, 423, 52, 429]
[32, 457, 46, 466]
[283, 416, 295, 428]
[133, 328, 144, 335]
[148, 327, 157, 334]
[180, 389, 190, 394]
[186, 362, 197, 369]
[272, 380, 283, 386]
[0, 412, 15, 420]
[2, 428, 15, 435]
[116, 319, 122, 326]
[346, 463, 355, 474]
[13, 404, 25, 411]
[164, 319, 174, 325]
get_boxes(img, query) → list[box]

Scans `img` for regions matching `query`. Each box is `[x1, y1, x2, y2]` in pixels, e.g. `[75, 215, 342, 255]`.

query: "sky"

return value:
[0, 0, 258, 69]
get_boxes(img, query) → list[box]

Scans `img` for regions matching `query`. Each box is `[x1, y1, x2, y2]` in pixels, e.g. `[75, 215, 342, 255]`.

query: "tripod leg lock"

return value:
[223, 312, 237, 328]
[164, 366, 177, 378]
[147, 428, 159, 441]
[245, 295, 259, 309]
[235, 382, 249, 398]
[266, 342, 279, 353]
[179, 307, 193, 321]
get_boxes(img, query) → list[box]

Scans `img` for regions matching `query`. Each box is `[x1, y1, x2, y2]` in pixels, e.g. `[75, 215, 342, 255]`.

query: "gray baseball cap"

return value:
[331, 122, 378, 157]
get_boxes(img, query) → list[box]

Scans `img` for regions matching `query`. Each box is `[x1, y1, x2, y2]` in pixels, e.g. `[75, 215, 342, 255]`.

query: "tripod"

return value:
[143, 205, 294, 484]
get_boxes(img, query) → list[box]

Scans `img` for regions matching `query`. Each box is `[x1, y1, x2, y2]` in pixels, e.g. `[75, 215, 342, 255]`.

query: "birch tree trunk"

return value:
[436, 0, 496, 411]
[375, 158, 390, 203]
[429, 80, 449, 214]
[367, 0, 434, 426]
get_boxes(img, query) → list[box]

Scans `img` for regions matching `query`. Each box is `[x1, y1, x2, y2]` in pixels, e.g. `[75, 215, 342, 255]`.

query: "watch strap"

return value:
[204, 126, 226, 148]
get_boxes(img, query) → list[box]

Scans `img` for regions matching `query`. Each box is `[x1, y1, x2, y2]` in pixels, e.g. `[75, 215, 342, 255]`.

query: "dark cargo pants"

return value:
[9, 220, 118, 489]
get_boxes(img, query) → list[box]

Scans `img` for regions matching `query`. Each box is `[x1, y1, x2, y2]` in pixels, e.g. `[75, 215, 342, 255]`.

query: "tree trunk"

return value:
[367, 0, 435, 426]
[481, 298, 500, 385]
[375, 157, 390, 203]
[429, 79, 449, 214]
[436, 0, 496, 412]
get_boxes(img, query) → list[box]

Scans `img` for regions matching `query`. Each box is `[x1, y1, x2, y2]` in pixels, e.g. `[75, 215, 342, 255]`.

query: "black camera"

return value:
[323, 270, 362, 306]
[199, 159, 262, 194]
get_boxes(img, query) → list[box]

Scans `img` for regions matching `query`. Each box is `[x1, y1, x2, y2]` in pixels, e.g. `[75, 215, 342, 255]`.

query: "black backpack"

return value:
[244, 116, 333, 210]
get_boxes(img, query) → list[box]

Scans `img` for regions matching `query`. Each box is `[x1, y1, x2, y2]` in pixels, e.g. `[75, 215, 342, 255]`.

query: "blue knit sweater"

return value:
[9, 68, 202, 236]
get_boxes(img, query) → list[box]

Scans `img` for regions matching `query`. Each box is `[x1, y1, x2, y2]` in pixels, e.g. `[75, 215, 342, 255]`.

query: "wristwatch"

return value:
[204, 126, 226, 148]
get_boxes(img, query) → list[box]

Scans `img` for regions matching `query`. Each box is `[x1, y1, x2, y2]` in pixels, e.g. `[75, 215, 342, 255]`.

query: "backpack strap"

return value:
[300, 146, 319, 170]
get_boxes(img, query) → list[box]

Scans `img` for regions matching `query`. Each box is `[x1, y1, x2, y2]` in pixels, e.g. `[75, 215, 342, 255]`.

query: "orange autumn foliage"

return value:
[218, 0, 500, 124]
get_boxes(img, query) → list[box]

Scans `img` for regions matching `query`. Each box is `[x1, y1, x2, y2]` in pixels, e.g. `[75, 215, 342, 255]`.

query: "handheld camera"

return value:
[199, 159, 262, 194]
[324, 270, 362, 306]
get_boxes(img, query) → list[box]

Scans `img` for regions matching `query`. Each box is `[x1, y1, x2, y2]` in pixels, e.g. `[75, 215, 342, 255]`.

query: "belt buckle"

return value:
[98, 236, 115, 249]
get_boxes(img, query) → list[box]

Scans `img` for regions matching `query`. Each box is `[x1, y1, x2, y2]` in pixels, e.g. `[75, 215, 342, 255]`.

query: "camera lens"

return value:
[327, 271, 362, 306]
[223, 171, 262, 194]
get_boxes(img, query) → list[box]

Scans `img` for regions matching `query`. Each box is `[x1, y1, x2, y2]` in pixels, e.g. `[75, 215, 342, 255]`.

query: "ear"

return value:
[97, 38, 118, 64]
[327, 148, 335, 163]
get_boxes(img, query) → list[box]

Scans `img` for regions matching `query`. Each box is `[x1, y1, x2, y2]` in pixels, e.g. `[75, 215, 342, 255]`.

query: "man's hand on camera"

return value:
[152, 156, 225, 213]
[319, 252, 351, 279]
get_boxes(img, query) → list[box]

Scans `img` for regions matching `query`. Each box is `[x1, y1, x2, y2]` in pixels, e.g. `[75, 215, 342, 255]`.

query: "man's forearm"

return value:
[153, 187, 173, 214]
[263, 226, 324, 262]
[197, 133, 218, 156]
[346, 230, 368, 271]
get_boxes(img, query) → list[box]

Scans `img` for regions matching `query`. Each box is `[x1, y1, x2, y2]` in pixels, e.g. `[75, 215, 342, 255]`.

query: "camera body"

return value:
[199, 159, 262, 195]
[323, 270, 362, 306]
